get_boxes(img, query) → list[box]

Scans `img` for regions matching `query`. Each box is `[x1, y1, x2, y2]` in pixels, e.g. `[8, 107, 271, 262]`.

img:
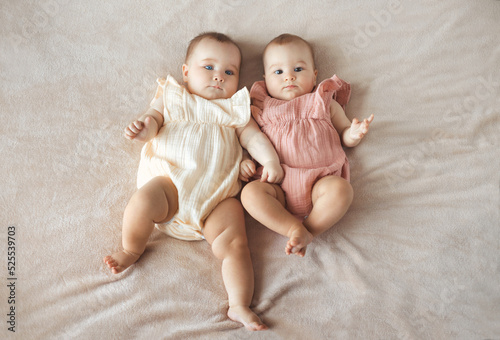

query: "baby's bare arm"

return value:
[124, 108, 164, 142]
[237, 117, 284, 183]
[329, 100, 374, 147]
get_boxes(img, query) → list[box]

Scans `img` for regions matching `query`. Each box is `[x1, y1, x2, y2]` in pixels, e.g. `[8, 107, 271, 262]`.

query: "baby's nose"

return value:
[214, 74, 224, 82]
[284, 74, 296, 82]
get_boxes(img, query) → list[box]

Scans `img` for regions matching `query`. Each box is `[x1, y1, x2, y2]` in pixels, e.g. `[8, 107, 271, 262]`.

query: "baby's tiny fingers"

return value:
[260, 171, 269, 183]
[124, 131, 136, 140]
[127, 125, 138, 134]
[124, 126, 135, 136]
[243, 169, 253, 179]
[132, 121, 144, 133]
[242, 164, 255, 177]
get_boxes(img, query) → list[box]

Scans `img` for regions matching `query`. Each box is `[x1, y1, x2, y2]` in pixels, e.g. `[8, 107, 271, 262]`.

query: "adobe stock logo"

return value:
[444, 74, 500, 125]
[384, 73, 499, 190]
[8, 0, 70, 53]
[342, 0, 403, 61]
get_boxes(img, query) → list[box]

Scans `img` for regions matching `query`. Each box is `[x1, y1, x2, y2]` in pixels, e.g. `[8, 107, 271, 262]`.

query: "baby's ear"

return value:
[182, 64, 189, 82]
[314, 69, 318, 84]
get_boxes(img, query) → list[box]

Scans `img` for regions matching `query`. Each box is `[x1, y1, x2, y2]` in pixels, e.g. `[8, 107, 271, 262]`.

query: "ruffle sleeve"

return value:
[316, 75, 351, 111]
[150, 77, 166, 113]
[226, 86, 251, 128]
[249, 81, 269, 126]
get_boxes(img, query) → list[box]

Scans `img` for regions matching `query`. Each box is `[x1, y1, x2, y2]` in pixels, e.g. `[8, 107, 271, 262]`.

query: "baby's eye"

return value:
[204, 65, 214, 70]
[225, 70, 234, 76]
[294, 67, 303, 72]
[274, 70, 283, 75]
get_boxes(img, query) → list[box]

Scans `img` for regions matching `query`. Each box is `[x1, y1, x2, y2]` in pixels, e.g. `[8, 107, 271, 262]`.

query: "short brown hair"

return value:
[263, 33, 315, 67]
[185, 32, 242, 63]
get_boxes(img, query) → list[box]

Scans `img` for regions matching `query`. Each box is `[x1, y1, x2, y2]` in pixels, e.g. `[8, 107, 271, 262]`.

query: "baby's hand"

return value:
[349, 114, 374, 140]
[260, 161, 284, 184]
[239, 159, 256, 182]
[124, 116, 154, 142]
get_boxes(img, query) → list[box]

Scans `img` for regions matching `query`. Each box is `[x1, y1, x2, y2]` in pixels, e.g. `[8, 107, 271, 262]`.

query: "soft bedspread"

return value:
[1, 1, 499, 339]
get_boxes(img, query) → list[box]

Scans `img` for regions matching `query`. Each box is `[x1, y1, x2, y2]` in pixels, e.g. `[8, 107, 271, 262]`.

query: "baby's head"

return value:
[182, 32, 242, 100]
[262, 34, 318, 101]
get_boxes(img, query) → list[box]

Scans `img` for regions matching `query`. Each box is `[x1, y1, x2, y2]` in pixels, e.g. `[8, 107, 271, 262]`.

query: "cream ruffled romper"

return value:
[137, 75, 250, 240]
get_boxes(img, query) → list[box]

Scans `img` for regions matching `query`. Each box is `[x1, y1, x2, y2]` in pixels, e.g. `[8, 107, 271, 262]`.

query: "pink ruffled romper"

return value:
[250, 75, 351, 219]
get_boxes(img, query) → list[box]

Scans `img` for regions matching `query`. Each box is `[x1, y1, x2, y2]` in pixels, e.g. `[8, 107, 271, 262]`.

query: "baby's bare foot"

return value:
[228, 306, 268, 331]
[285, 224, 313, 257]
[103, 250, 141, 274]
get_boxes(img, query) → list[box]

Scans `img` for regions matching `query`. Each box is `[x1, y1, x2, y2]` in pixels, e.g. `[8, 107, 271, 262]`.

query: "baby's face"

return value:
[182, 38, 241, 100]
[263, 41, 317, 101]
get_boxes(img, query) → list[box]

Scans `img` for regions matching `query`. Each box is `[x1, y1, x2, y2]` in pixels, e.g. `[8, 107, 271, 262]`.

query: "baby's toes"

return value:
[104, 257, 117, 267]
[296, 247, 307, 257]
[249, 322, 268, 331]
[285, 241, 295, 255]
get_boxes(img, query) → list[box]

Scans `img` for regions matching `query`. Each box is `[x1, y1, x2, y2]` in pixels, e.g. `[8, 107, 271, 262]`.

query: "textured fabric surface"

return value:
[0, 0, 499, 339]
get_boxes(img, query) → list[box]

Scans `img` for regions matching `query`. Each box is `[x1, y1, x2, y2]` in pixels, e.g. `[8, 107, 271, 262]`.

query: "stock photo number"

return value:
[6, 226, 16, 333]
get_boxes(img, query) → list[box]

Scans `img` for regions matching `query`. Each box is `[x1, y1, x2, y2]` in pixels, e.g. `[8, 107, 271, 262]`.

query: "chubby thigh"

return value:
[135, 176, 179, 225]
[203, 198, 247, 249]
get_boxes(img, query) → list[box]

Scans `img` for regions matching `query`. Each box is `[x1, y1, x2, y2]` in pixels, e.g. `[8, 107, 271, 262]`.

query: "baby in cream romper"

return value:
[138, 75, 250, 240]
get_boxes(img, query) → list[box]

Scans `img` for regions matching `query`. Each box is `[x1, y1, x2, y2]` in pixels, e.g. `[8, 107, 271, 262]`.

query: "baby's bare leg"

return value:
[241, 181, 312, 257]
[103, 176, 178, 274]
[304, 176, 353, 237]
[204, 198, 267, 331]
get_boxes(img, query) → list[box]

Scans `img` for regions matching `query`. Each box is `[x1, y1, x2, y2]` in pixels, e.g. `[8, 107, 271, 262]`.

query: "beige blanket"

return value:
[1, 0, 499, 338]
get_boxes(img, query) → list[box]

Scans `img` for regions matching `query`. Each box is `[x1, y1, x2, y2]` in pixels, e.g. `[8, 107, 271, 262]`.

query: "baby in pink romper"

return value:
[240, 34, 374, 257]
